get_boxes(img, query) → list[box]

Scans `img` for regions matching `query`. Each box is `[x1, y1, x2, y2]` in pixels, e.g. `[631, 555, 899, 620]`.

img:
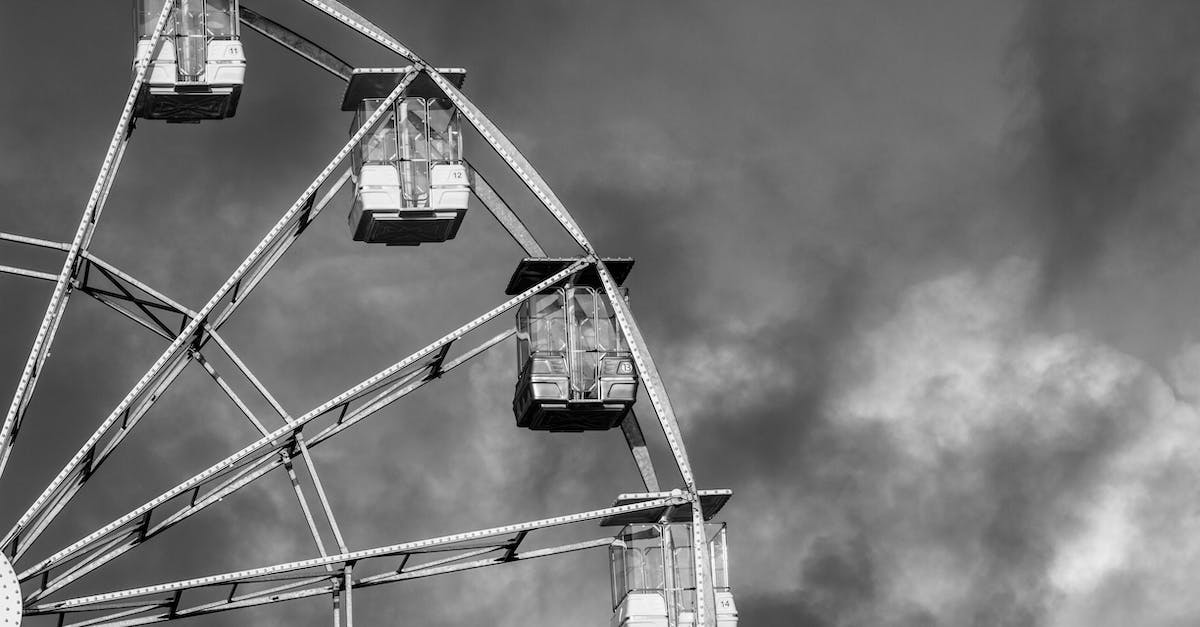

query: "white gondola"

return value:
[600, 491, 737, 627]
[133, 0, 246, 122]
[343, 68, 471, 246]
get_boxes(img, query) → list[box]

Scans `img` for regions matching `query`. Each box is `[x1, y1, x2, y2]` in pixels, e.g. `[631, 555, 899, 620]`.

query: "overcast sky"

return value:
[5, 0, 1200, 625]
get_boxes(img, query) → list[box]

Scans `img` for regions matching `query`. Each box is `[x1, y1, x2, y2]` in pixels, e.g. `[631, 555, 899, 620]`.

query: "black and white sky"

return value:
[5, 0, 1200, 625]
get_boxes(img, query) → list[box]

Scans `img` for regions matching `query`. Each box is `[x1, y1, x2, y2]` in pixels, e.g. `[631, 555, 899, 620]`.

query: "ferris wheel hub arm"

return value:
[29, 496, 684, 619]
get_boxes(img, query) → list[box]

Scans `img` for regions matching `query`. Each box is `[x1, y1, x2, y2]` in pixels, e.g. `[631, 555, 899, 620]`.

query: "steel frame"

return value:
[0, 1, 725, 624]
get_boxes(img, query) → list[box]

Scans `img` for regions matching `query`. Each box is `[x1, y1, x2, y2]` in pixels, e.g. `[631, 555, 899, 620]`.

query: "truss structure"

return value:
[0, 2, 728, 625]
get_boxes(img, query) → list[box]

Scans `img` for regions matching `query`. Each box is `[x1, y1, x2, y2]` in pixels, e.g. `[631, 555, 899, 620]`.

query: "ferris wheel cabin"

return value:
[343, 68, 471, 246]
[508, 258, 639, 432]
[602, 491, 738, 627]
[133, 0, 246, 122]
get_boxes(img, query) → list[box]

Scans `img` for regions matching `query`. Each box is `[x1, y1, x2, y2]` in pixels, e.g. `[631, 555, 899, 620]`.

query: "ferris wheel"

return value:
[0, 1, 737, 625]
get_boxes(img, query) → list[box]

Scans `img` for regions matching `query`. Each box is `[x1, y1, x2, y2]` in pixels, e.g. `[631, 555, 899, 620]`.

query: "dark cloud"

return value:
[1016, 0, 1200, 302]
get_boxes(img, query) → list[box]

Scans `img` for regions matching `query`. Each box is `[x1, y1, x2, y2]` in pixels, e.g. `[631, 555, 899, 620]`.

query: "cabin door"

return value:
[176, 0, 208, 82]
[567, 289, 601, 400]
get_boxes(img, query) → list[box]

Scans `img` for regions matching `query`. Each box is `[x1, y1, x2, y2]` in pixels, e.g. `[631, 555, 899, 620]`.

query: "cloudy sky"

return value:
[5, 0, 1200, 625]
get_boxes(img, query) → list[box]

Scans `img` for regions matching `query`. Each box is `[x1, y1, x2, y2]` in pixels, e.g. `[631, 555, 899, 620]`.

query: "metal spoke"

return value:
[205, 331, 292, 422]
[18, 263, 583, 590]
[0, 0, 175, 480]
[0, 232, 71, 252]
[1, 252, 296, 562]
[31, 496, 678, 617]
[5, 162, 358, 556]
[39, 538, 612, 627]
[283, 453, 333, 562]
[239, 5, 353, 81]
[193, 352, 273, 437]
[21, 452, 284, 601]
[295, 435, 348, 553]
[0, 266, 58, 282]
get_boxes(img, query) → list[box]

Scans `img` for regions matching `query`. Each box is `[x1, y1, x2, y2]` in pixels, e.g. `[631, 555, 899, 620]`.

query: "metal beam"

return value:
[283, 453, 333, 563]
[206, 331, 293, 423]
[359, 537, 612, 587]
[619, 411, 660, 492]
[0, 0, 175, 481]
[295, 434, 348, 553]
[467, 163, 547, 257]
[193, 352, 273, 438]
[33, 498, 676, 614]
[240, 4, 353, 81]
[0, 265, 57, 282]
[297, 1, 421, 63]
[0, 232, 71, 251]
[40, 538, 611, 626]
